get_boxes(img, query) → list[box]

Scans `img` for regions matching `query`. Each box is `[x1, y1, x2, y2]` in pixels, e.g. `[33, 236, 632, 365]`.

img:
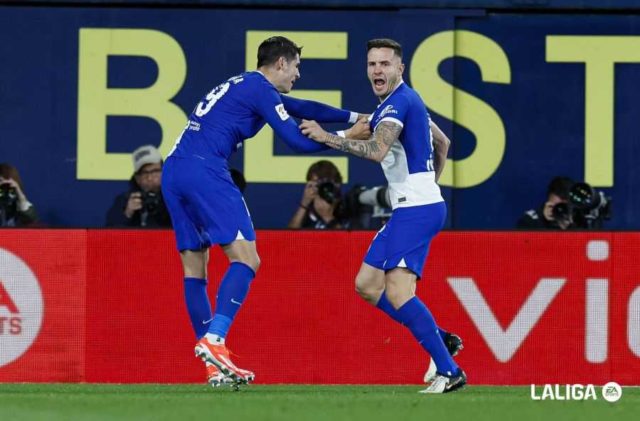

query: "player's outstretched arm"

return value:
[280, 95, 359, 124]
[430, 121, 451, 183]
[273, 118, 330, 153]
[255, 88, 331, 153]
[300, 120, 401, 162]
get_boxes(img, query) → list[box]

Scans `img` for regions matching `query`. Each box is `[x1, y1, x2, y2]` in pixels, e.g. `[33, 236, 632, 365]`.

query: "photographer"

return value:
[0, 163, 38, 227]
[288, 160, 348, 229]
[517, 176, 575, 230]
[106, 145, 171, 228]
[517, 176, 612, 230]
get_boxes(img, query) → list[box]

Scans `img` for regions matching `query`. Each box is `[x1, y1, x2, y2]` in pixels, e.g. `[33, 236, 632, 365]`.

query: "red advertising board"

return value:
[1, 230, 638, 384]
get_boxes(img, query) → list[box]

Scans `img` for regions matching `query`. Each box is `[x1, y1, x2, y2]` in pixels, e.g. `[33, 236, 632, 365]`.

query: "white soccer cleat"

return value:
[423, 358, 437, 384]
[419, 370, 467, 394]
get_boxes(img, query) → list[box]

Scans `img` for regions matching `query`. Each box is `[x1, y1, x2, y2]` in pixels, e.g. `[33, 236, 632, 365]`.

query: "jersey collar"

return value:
[377, 79, 405, 108]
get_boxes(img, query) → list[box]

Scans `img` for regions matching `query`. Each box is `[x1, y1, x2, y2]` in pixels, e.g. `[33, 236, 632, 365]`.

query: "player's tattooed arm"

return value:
[300, 120, 401, 162]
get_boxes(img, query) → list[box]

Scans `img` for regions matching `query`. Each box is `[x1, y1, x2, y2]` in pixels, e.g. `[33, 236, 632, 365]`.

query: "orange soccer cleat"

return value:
[195, 339, 255, 385]
[205, 363, 233, 388]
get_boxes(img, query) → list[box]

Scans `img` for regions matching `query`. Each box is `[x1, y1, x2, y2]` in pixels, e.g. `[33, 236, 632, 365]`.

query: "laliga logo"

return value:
[530, 382, 622, 402]
[0, 248, 43, 367]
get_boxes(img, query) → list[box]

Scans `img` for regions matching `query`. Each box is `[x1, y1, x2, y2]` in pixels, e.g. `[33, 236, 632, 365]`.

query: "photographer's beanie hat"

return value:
[132, 145, 163, 173]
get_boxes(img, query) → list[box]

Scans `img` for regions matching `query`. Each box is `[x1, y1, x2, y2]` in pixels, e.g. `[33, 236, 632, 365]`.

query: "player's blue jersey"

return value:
[369, 81, 443, 209]
[168, 71, 354, 162]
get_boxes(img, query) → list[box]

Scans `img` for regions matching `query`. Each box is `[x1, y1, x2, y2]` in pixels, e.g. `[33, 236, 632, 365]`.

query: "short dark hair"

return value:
[547, 176, 574, 200]
[257, 36, 302, 68]
[367, 38, 403, 59]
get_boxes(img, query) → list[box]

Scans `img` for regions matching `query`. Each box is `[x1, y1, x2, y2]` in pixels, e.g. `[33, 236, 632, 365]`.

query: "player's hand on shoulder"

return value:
[299, 120, 327, 142]
[345, 117, 371, 140]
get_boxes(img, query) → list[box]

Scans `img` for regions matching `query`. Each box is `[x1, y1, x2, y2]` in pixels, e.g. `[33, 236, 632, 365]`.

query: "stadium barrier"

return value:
[0, 230, 638, 384]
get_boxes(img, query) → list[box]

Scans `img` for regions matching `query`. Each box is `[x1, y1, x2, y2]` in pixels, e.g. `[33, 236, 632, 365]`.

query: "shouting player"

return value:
[301, 38, 466, 393]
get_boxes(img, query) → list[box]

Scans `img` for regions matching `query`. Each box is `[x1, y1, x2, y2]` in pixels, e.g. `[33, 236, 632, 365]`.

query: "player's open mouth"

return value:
[374, 78, 385, 88]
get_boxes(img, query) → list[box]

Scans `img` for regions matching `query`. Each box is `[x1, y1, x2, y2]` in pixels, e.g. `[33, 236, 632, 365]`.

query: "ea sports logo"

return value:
[0, 248, 43, 367]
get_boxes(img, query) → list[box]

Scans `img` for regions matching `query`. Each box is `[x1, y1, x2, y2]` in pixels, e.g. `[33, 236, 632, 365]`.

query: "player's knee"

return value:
[355, 275, 382, 304]
[251, 255, 261, 272]
[182, 260, 207, 279]
[384, 283, 413, 309]
[230, 249, 260, 273]
[384, 289, 403, 309]
[241, 254, 260, 273]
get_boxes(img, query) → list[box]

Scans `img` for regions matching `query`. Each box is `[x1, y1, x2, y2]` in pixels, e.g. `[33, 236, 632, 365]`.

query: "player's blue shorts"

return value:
[161, 156, 256, 251]
[363, 201, 446, 279]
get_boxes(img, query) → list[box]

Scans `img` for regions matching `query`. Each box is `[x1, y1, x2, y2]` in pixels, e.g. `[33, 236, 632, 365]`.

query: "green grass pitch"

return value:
[0, 384, 637, 421]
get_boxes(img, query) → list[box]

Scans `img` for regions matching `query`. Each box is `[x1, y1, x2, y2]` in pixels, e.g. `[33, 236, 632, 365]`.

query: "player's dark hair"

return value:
[257, 36, 302, 67]
[367, 38, 403, 59]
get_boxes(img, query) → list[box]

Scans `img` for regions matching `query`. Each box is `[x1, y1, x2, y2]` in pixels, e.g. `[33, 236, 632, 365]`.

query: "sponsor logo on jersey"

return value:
[275, 104, 289, 121]
[379, 105, 399, 118]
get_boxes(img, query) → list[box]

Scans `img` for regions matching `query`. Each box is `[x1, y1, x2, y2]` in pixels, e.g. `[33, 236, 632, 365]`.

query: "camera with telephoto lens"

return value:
[316, 178, 341, 205]
[0, 183, 18, 222]
[552, 182, 612, 229]
[345, 185, 392, 229]
[140, 190, 161, 215]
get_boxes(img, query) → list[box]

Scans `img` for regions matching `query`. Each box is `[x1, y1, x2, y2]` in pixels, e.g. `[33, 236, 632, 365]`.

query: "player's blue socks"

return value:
[207, 262, 255, 338]
[396, 296, 460, 376]
[183, 277, 212, 339]
[376, 291, 402, 323]
[437, 326, 450, 342]
[376, 292, 450, 342]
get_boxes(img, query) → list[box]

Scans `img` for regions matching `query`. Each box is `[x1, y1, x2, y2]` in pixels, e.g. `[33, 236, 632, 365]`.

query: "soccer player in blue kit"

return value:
[161, 36, 367, 388]
[301, 38, 466, 393]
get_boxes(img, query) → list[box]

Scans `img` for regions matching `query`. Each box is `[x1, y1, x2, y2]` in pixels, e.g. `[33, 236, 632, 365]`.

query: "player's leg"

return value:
[181, 249, 212, 339]
[195, 238, 258, 384]
[355, 262, 385, 305]
[162, 157, 215, 341]
[179, 249, 232, 387]
[206, 238, 260, 342]
[381, 203, 465, 393]
[359, 225, 406, 322]
[385, 268, 464, 393]
[359, 215, 458, 338]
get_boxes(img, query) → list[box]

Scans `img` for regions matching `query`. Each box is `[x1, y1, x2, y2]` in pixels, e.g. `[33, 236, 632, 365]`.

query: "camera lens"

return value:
[141, 191, 161, 214]
[552, 202, 569, 219]
[317, 180, 338, 204]
[569, 182, 599, 210]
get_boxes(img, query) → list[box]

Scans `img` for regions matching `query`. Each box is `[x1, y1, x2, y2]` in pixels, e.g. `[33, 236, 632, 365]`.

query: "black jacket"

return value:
[516, 206, 563, 230]
[106, 179, 171, 228]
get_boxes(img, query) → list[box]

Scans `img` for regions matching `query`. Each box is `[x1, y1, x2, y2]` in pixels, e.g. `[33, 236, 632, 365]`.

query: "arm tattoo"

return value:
[323, 121, 402, 161]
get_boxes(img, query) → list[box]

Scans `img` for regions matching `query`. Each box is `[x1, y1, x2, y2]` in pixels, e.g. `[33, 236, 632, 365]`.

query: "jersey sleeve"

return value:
[280, 95, 357, 123]
[253, 85, 330, 153]
[375, 94, 409, 131]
